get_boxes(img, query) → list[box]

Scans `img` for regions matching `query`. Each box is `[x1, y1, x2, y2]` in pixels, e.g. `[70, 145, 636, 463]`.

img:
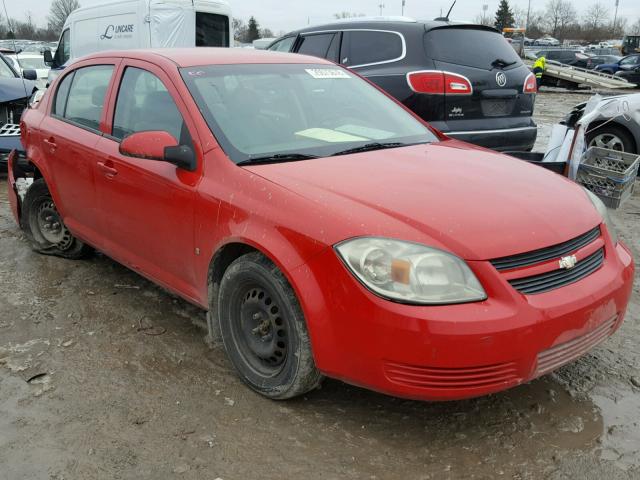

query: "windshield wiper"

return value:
[237, 153, 319, 166]
[491, 58, 517, 68]
[330, 142, 409, 157]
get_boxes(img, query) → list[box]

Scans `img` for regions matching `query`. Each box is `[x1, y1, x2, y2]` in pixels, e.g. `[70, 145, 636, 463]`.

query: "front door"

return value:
[94, 61, 201, 298]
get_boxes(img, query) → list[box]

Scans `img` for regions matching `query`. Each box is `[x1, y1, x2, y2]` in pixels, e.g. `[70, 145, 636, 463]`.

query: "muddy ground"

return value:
[1, 91, 639, 480]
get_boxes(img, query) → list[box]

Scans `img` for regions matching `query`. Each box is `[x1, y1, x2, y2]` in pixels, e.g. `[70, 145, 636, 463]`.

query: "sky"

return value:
[4, 0, 640, 36]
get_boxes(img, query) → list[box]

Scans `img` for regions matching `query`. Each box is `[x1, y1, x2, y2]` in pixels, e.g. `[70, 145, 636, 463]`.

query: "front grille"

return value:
[536, 315, 617, 376]
[491, 227, 600, 271]
[480, 99, 514, 117]
[508, 248, 604, 295]
[383, 361, 519, 390]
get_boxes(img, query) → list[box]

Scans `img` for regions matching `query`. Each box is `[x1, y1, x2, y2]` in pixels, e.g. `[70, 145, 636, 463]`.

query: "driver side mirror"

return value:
[119, 130, 196, 171]
[43, 49, 53, 66]
[22, 69, 37, 81]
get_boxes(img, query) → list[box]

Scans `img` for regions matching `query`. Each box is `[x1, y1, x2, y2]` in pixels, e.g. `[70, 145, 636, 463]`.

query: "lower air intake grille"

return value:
[536, 315, 617, 376]
[383, 361, 519, 390]
[508, 248, 604, 295]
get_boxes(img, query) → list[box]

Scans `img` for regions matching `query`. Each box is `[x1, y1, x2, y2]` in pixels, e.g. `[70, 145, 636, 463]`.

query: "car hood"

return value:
[244, 141, 601, 261]
[0, 77, 34, 103]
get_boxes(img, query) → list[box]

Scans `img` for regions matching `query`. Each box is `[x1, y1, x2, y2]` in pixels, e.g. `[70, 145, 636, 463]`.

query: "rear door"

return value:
[423, 27, 534, 123]
[294, 32, 341, 63]
[39, 62, 117, 246]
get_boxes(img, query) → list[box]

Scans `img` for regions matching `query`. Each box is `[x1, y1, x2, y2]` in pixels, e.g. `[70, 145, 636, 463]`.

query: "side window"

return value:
[297, 33, 336, 59]
[63, 65, 114, 131]
[52, 71, 75, 116]
[268, 36, 295, 52]
[326, 33, 341, 63]
[54, 29, 70, 66]
[342, 31, 403, 66]
[112, 67, 190, 146]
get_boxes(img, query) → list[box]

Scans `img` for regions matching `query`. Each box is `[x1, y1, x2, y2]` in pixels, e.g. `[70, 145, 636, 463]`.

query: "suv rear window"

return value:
[424, 28, 522, 70]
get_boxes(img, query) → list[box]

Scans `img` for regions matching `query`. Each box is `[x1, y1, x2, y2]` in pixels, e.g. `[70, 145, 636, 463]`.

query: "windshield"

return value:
[180, 64, 437, 163]
[17, 57, 46, 70]
[196, 12, 230, 47]
[0, 56, 16, 78]
[424, 28, 522, 70]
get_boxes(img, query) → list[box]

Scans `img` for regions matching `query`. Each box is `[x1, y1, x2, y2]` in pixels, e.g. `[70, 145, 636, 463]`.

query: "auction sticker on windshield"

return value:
[305, 68, 351, 79]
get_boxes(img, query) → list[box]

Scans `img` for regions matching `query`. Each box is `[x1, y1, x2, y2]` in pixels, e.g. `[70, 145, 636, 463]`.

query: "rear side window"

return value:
[53, 72, 74, 116]
[268, 36, 296, 52]
[424, 28, 522, 70]
[196, 12, 230, 47]
[63, 65, 114, 130]
[297, 34, 336, 59]
[341, 31, 403, 66]
[112, 67, 189, 145]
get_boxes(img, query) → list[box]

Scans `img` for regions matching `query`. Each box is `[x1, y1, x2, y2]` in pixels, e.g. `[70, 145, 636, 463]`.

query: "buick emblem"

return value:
[558, 255, 578, 270]
[496, 71, 507, 87]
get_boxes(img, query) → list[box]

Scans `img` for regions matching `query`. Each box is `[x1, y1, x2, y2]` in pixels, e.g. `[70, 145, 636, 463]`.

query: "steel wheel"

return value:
[35, 200, 74, 250]
[232, 285, 288, 376]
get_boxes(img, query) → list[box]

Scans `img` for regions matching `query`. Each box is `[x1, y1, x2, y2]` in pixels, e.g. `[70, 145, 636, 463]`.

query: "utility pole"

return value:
[526, 0, 531, 30]
[482, 4, 488, 25]
[378, 3, 384, 15]
[401, 0, 405, 16]
[613, 0, 619, 36]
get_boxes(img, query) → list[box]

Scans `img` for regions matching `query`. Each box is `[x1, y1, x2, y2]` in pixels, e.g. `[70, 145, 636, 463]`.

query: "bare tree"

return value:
[582, 2, 609, 31]
[47, 0, 80, 34]
[629, 18, 640, 35]
[544, 0, 576, 39]
[473, 14, 493, 26]
[512, 5, 527, 28]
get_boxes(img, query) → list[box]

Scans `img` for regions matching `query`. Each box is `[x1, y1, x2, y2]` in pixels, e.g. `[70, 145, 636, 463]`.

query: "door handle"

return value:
[97, 161, 118, 178]
[43, 136, 57, 152]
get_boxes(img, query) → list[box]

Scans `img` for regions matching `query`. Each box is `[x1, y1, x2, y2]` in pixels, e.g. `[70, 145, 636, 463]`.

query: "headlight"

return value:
[335, 237, 486, 305]
[583, 188, 618, 244]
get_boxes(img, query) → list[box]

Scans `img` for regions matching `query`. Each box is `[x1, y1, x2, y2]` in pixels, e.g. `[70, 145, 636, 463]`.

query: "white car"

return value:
[7, 53, 48, 88]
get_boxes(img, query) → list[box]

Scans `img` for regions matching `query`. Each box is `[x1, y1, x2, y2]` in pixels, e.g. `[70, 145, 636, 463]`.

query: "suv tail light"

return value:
[523, 72, 537, 93]
[406, 70, 473, 95]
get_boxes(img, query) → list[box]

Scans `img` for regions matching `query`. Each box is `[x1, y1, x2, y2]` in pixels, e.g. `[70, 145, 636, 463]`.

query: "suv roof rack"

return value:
[319, 16, 417, 25]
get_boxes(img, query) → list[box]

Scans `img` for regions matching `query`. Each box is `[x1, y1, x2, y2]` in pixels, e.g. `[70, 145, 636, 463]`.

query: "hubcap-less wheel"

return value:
[35, 200, 73, 250]
[233, 285, 288, 376]
[589, 133, 625, 151]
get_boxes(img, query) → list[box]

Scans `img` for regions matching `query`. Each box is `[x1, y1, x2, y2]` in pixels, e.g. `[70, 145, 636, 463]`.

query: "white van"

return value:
[45, 0, 232, 83]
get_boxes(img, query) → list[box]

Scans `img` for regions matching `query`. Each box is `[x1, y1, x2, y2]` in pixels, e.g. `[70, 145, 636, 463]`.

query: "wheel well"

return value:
[587, 121, 637, 153]
[206, 242, 259, 343]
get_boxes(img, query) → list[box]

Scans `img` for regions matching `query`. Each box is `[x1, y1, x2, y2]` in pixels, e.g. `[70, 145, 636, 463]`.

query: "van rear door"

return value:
[423, 26, 534, 123]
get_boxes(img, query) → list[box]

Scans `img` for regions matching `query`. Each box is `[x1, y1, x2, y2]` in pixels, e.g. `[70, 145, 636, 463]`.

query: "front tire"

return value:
[21, 179, 92, 259]
[586, 124, 636, 153]
[217, 252, 322, 399]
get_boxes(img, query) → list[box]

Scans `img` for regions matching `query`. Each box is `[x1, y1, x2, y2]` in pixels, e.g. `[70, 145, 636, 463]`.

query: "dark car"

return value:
[0, 52, 37, 171]
[584, 55, 622, 69]
[595, 54, 640, 75]
[615, 67, 640, 87]
[268, 19, 537, 151]
[535, 49, 591, 67]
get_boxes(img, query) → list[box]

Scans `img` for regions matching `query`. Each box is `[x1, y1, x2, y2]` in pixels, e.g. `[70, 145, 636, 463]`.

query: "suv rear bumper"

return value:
[430, 122, 538, 152]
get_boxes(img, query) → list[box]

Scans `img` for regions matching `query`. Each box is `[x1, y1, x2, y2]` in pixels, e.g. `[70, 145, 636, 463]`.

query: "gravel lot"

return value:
[1, 91, 639, 479]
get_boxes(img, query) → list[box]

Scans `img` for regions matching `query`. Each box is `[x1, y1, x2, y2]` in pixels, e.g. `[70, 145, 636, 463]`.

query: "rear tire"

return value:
[21, 179, 92, 259]
[217, 252, 322, 399]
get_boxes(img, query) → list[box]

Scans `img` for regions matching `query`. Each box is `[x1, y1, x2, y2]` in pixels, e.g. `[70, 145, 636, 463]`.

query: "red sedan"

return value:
[8, 49, 634, 401]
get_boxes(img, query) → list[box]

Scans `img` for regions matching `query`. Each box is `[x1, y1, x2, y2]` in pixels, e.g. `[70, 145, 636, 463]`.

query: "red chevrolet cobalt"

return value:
[8, 49, 634, 401]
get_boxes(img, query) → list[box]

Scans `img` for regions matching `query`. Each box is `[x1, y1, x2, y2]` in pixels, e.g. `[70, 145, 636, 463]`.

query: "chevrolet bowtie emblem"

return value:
[559, 255, 578, 270]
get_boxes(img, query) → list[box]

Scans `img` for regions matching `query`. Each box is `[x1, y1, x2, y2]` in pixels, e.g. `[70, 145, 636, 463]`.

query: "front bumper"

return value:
[293, 235, 634, 401]
[0, 131, 23, 173]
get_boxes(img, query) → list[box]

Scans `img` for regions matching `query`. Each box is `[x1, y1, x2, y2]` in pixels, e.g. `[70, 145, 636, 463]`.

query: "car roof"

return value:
[284, 19, 497, 36]
[84, 48, 333, 67]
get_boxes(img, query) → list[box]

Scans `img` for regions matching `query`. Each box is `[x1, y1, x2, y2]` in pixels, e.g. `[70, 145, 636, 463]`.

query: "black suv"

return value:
[268, 19, 537, 151]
